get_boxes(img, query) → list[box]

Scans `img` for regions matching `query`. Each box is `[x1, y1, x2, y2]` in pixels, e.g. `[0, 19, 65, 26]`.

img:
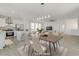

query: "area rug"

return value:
[5, 39, 14, 46]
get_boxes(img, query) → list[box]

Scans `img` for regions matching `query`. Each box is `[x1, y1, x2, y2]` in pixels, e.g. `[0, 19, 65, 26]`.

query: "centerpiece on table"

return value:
[37, 28, 43, 33]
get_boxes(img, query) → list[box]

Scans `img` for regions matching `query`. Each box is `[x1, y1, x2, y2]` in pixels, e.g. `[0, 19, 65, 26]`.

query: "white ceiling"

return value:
[0, 3, 79, 20]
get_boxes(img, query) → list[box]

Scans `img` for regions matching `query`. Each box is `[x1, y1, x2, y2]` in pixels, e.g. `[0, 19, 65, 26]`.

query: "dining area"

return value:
[17, 30, 64, 56]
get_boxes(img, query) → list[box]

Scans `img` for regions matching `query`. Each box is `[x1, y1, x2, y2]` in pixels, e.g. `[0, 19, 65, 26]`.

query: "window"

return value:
[65, 19, 78, 30]
[31, 22, 42, 32]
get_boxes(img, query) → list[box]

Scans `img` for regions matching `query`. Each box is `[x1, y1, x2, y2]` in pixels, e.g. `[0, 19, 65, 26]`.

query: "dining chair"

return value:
[53, 32, 64, 47]
[17, 32, 31, 56]
[39, 32, 49, 48]
[46, 33, 57, 54]
[51, 32, 63, 45]
[30, 34, 48, 56]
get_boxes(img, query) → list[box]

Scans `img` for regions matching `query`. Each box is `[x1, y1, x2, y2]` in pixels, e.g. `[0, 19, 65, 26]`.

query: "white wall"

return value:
[42, 20, 63, 32]
[42, 18, 79, 35]
[0, 18, 6, 27]
[63, 19, 78, 34]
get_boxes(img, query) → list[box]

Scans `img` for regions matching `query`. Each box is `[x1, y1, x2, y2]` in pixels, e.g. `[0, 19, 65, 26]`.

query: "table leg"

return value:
[31, 49, 34, 56]
[58, 41, 60, 46]
[28, 45, 31, 56]
[49, 42, 52, 56]
[52, 42, 56, 55]
[45, 41, 48, 53]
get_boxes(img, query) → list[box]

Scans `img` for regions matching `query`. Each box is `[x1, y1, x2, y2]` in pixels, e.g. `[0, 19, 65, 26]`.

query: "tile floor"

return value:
[0, 35, 79, 56]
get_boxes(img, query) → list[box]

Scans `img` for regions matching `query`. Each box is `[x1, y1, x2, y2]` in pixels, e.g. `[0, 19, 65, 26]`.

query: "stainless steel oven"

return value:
[6, 29, 14, 37]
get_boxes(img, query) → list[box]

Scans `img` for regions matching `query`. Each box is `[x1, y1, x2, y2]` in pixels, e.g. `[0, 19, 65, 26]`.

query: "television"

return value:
[46, 26, 52, 30]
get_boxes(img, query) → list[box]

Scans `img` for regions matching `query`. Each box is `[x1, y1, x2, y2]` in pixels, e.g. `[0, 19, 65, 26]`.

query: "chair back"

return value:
[31, 33, 44, 53]
[21, 32, 31, 45]
[17, 32, 31, 56]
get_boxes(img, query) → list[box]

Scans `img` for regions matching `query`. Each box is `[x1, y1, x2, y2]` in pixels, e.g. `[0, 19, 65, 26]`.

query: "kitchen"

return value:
[0, 16, 27, 49]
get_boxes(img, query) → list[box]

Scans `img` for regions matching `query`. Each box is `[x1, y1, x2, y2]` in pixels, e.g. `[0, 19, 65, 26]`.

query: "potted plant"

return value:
[37, 28, 43, 33]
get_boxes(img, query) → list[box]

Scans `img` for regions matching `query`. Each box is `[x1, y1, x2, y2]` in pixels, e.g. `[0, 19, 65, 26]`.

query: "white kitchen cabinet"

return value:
[0, 18, 6, 27]
[0, 31, 6, 49]
[16, 31, 24, 41]
[14, 30, 17, 37]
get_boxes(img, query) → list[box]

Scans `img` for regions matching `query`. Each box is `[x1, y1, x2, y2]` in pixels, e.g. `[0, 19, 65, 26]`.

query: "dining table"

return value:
[39, 32, 63, 55]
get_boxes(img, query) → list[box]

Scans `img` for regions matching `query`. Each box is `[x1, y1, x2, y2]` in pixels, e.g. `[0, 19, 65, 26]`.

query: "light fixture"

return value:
[48, 14, 51, 18]
[45, 16, 47, 19]
[41, 3, 45, 5]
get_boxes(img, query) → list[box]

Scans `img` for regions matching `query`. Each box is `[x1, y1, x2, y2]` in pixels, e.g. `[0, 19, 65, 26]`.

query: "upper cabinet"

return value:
[6, 17, 13, 24]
